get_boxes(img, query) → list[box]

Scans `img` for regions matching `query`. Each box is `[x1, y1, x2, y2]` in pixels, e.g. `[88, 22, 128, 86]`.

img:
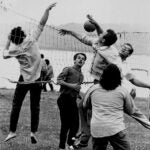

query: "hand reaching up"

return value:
[46, 2, 57, 11]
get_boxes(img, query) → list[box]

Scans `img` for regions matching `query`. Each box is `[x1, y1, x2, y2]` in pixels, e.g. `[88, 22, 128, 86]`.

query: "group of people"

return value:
[2, 2, 150, 150]
[41, 53, 54, 92]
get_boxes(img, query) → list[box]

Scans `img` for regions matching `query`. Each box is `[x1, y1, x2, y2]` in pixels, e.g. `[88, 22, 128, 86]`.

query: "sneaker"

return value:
[30, 133, 37, 144]
[4, 132, 17, 142]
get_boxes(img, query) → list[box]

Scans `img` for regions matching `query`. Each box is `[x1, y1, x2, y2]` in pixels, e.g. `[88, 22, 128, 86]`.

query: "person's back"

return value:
[91, 85, 127, 138]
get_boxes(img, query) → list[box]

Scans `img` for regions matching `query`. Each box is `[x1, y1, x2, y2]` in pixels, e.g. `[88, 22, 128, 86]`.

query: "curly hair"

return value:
[100, 64, 122, 91]
[10, 26, 26, 45]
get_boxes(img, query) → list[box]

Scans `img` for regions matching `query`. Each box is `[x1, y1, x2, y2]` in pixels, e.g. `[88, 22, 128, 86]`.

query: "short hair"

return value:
[103, 29, 117, 46]
[73, 53, 87, 61]
[124, 43, 134, 55]
[45, 59, 50, 65]
[10, 26, 26, 45]
[100, 64, 122, 90]
[41, 54, 44, 59]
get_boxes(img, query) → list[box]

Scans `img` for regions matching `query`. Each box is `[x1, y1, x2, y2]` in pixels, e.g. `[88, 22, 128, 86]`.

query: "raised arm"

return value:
[39, 3, 56, 26]
[86, 14, 104, 36]
[32, 3, 57, 41]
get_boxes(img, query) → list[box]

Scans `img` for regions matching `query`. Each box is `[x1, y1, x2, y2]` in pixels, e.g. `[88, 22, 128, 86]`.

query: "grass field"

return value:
[0, 88, 150, 150]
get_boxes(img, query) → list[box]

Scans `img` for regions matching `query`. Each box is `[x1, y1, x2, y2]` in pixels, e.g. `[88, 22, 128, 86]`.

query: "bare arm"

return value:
[59, 29, 92, 46]
[124, 89, 150, 129]
[87, 14, 104, 36]
[39, 3, 57, 26]
[129, 75, 150, 89]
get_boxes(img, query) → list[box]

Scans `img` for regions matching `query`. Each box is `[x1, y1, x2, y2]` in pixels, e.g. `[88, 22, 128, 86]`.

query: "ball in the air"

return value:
[84, 21, 96, 32]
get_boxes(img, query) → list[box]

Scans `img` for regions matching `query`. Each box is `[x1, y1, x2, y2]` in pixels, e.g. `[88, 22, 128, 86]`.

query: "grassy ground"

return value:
[0, 88, 150, 150]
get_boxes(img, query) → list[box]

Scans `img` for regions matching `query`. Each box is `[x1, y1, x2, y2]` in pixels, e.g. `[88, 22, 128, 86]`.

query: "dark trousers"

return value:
[9, 75, 42, 133]
[43, 83, 54, 91]
[57, 94, 79, 149]
[92, 131, 131, 150]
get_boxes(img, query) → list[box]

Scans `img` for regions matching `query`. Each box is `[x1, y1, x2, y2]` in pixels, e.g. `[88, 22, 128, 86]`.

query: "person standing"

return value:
[57, 53, 86, 150]
[43, 59, 54, 92]
[3, 2, 57, 143]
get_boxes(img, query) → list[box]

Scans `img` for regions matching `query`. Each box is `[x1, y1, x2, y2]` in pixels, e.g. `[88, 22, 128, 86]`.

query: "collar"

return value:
[73, 65, 81, 72]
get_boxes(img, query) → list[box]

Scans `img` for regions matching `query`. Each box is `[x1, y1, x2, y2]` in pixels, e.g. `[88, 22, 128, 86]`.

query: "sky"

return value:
[1, 0, 150, 31]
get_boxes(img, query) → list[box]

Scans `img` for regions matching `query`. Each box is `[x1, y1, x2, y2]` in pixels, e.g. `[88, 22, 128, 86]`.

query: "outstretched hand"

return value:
[59, 29, 70, 36]
[46, 2, 57, 11]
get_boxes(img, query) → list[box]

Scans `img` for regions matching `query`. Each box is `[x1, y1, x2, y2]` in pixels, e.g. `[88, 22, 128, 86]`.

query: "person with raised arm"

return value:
[3, 2, 57, 143]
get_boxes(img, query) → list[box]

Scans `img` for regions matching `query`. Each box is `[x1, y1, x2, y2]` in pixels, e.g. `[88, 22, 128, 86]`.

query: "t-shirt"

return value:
[57, 66, 84, 98]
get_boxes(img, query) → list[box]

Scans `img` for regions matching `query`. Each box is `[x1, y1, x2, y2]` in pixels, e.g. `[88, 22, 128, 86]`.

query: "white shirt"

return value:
[81, 35, 122, 80]
[3, 24, 44, 82]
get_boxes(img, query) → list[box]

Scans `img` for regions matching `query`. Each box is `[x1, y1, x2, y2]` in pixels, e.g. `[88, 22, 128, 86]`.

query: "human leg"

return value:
[5, 76, 28, 141]
[49, 83, 54, 91]
[30, 81, 42, 143]
[92, 136, 108, 150]
[74, 105, 91, 148]
[30, 82, 42, 130]
[57, 94, 70, 149]
[67, 98, 79, 146]
[109, 130, 131, 150]
[42, 83, 47, 92]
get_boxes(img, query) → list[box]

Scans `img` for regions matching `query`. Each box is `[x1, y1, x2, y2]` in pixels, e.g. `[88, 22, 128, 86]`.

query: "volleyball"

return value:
[84, 20, 96, 32]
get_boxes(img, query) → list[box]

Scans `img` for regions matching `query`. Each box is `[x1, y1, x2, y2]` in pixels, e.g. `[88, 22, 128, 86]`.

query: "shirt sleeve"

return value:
[3, 47, 24, 58]
[81, 34, 95, 47]
[29, 24, 44, 42]
[57, 67, 69, 82]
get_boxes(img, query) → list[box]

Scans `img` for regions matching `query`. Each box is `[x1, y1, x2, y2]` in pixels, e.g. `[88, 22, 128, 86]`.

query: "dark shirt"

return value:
[57, 66, 84, 98]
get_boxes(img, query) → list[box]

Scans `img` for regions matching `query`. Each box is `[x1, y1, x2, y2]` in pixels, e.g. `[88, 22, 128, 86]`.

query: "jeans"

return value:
[9, 75, 42, 133]
[92, 130, 131, 150]
[57, 94, 79, 149]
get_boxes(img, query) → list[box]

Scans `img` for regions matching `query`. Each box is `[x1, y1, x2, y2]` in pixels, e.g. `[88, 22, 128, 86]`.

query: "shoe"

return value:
[30, 133, 37, 144]
[66, 145, 74, 150]
[74, 141, 88, 148]
[4, 132, 17, 142]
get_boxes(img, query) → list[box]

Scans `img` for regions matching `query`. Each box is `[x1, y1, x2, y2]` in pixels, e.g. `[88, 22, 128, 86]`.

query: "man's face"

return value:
[98, 32, 108, 45]
[74, 54, 86, 67]
[119, 44, 132, 59]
